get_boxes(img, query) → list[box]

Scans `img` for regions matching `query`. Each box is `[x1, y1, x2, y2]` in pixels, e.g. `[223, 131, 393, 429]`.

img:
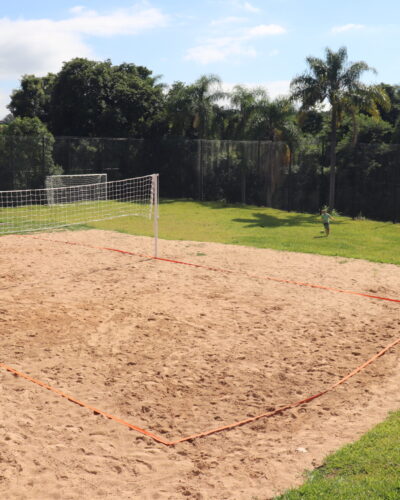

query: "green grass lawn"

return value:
[275, 410, 400, 500]
[89, 199, 400, 265]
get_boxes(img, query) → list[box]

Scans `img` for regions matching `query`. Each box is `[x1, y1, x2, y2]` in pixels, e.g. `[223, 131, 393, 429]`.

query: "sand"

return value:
[1, 229, 399, 500]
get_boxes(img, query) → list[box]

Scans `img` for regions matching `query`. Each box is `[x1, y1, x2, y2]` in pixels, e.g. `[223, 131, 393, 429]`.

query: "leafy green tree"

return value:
[101, 62, 166, 138]
[165, 81, 197, 137]
[0, 117, 60, 189]
[250, 97, 297, 141]
[8, 74, 55, 123]
[9, 58, 166, 138]
[297, 109, 324, 135]
[228, 85, 268, 139]
[165, 75, 225, 138]
[376, 84, 400, 126]
[291, 46, 375, 209]
[188, 75, 225, 138]
[341, 84, 390, 146]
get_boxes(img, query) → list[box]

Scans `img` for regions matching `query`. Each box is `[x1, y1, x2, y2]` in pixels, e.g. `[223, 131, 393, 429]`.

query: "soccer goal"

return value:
[45, 173, 108, 205]
[0, 174, 160, 256]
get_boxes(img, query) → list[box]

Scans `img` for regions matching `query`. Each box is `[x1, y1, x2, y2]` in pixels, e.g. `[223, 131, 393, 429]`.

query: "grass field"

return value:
[87, 199, 400, 265]
[276, 410, 400, 499]
[0, 200, 148, 234]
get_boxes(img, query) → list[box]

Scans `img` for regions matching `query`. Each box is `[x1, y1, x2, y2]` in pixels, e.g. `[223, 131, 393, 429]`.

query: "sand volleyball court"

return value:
[1, 229, 399, 499]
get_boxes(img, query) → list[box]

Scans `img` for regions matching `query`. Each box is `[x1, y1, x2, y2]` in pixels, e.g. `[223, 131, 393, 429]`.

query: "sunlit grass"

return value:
[276, 410, 400, 499]
[0, 200, 148, 234]
[88, 199, 400, 265]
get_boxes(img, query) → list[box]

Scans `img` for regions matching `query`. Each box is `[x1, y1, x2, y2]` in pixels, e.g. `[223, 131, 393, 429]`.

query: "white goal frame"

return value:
[45, 173, 108, 205]
[0, 174, 160, 256]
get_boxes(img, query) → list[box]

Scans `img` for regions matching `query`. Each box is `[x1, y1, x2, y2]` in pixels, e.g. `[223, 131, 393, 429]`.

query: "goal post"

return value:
[0, 174, 160, 256]
[152, 173, 159, 258]
[45, 173, 108, 205]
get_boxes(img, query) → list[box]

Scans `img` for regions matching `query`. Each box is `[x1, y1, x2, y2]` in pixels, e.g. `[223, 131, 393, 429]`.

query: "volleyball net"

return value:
[0, 174, 159, 255]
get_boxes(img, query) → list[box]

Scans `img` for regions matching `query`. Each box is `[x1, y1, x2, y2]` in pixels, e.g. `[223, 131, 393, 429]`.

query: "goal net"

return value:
[0, 174, 160, 255]
[45, 174, 108, 205]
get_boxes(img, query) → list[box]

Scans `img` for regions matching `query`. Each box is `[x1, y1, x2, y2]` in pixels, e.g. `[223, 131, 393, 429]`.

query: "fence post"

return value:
[393, 150, 399, 224]
[42, 135, 46, 180]
[241, 165, 246, 204]
[288, 147, 293, 211]
[196, 139, 203, 200]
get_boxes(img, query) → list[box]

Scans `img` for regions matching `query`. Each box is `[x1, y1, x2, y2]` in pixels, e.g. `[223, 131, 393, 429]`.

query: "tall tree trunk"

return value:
[328, 105, 337, 210]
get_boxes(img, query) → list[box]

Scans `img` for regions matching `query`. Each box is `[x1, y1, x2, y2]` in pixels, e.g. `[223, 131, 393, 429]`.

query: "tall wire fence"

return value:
[0, 136, 399, 222]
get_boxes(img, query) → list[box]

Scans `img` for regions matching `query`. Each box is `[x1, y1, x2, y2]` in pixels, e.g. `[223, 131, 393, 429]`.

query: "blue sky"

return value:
[0, 0, 399, 118]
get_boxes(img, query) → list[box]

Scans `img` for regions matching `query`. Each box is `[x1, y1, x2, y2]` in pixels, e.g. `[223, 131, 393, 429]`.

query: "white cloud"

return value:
[0, 18, 93, 79]
[62, 6, 167, 36]
[185, 41, 256, 64]
[0, 5, 168, 79]
[185, 23, 286, 64]
[0, 89, 10, 119]
[69, 6, 86, 15]
[223, 1, 261, 13]
[210, 16, 247, 26]
[263, 80, 291, 99]
[331, 23, 365, 33]
[222, 80, 291, 100]
[243, 2, 260, 13]
[246, 24, 286, 37]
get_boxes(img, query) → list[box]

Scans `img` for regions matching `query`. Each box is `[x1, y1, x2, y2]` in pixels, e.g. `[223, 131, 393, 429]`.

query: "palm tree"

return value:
[165, 81, 195, 137]
[228, 85, 268, 139]
[342, 84, 390, 146]
[165, 75, 225, 138]
[290, 46, 376, 209]
[252, 97, 296, 141]
[190, 74, 225, 138]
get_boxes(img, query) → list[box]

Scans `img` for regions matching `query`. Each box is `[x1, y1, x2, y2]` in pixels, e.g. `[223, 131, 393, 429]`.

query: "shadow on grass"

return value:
[233, 212, 346, 229]
[160, 199, 346, 229]
[233, 212, 315, 228]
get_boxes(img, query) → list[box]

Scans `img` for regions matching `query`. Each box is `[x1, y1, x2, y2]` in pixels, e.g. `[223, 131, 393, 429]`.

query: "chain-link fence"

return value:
[0, 136, 399, 222]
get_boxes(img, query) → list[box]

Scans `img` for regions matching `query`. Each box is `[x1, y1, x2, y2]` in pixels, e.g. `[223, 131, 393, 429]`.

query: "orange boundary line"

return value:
[19, 234, 400, 304]
[1, 338, 399, 445]
[3, 234, 398, 444]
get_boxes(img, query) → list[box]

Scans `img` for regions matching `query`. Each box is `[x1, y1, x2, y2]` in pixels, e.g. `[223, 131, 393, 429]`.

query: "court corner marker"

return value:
[1, 337, 399, 446]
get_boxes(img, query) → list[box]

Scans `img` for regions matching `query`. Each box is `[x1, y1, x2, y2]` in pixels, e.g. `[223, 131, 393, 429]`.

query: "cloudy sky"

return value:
[0, 0, 399, 118]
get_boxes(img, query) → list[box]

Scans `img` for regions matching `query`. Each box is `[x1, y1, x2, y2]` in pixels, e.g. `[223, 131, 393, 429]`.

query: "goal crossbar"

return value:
[45, 173, 108, 205]
[0, 174, 159, 256]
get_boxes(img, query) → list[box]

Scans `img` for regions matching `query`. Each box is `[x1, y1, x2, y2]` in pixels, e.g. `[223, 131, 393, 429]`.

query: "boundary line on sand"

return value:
[19, 234, 400, 304]
[2, 234, 399, 444]
[1, 338, 399, 445]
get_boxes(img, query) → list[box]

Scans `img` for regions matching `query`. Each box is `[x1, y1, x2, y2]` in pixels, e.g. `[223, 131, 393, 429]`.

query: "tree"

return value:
[8, 74, 55, 123]
[165, 81, 197, 137]
[342, 84, 390, 146]
[290, 46, 376, 209]
[376, 84, 400, 127]
[9, 58, 166, 138]
[0, 117, 60, 190]
[189, 74, 225, 138]
[228, 85, 268, 139]
[165, 75, 225, 139]
[102, 62, 166, 138]
[249, 97, 297, 141]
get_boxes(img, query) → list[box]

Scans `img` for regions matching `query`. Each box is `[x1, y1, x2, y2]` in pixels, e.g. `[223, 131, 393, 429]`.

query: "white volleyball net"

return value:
[0, 174, 159, 254]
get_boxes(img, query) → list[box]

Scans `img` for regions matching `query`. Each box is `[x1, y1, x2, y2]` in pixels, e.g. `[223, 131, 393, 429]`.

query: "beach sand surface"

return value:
[1, 230, 399, 499]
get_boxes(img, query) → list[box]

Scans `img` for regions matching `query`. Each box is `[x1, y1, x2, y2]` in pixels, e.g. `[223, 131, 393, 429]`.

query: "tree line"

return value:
[1, 47, 400, 217]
